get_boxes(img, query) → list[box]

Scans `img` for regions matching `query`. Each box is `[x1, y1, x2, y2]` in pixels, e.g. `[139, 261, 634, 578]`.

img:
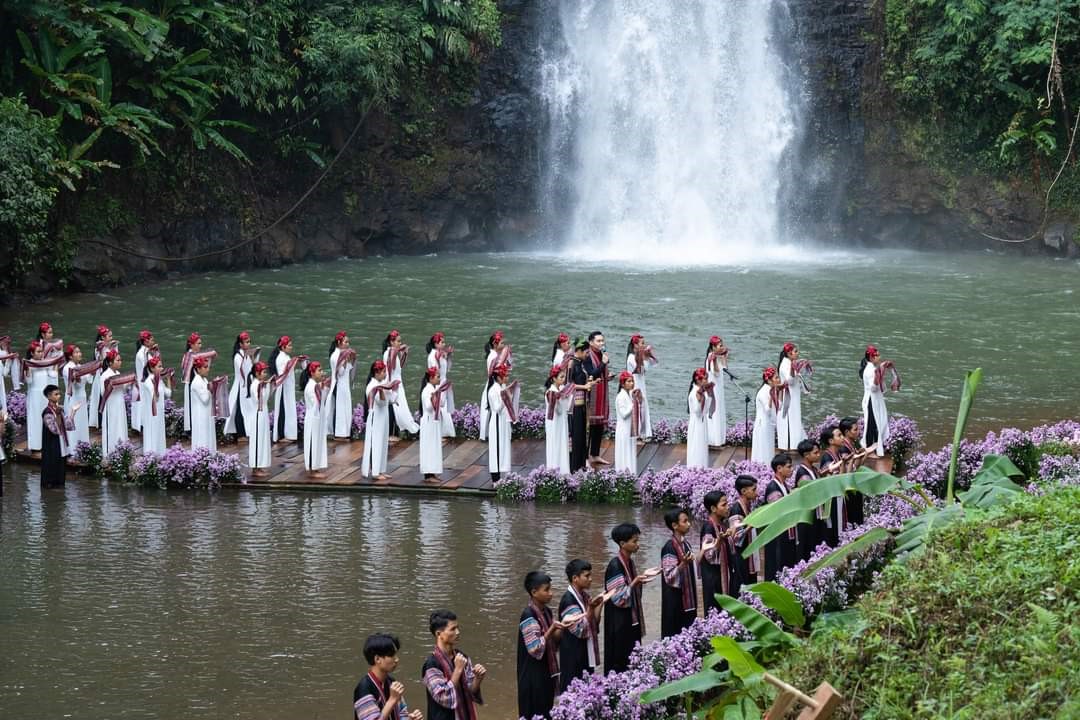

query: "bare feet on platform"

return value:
[441, 438, 449, 446]
[309, 471, 327, 479]
[251, 469, 269, 478]
[591, 455, 611, 465]
[375, 474, 390, 481]
[423, 474, 442, 483]
[388, 436, 401, 444]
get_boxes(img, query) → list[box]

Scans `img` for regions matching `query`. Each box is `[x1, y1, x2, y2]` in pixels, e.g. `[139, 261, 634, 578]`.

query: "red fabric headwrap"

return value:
[306, 361, 321, 373]
[106, 349, 120, 363]
[254, 361, 269, 374]
[492, 330, 504, 344]
[139, 330, 152, 342]
[783, 342, 796, 354]
[549, 365, 562, 379]
[29, 340, 41, 352]
[193, 357, 208, 370]
[335, 331, 347, 343]
[388, 330, 400, 340]
[64, 344, 77, 358]
[97, 325, 110, 337]
[492, 363, 509, 378]
[238, 331, 251, 342]
[865, 344, 879, 357]
[426, 365, 440, 378]
[709, 335, 722, 346]
[619, 370, 634, 385]
[432, 332, 445, 343]
[693, 367, 708, 382]
[630, 334, 643, 345]
[39, 322, 51, 333]
[557, 332, 569, 344]
[762, 366, 777, 382]
[147, 356, 161, 369]
[188, 332, 201, 346]
[278, 335, 291, 349]
[372, 360, 387, 373]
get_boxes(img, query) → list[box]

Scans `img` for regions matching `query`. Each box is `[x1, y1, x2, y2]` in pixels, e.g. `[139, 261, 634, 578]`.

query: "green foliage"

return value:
[947, 368, 982, 503]
[883, 0, 1080, 181]
[777, 487, 1080, 719]
[0, 95, 59, 276]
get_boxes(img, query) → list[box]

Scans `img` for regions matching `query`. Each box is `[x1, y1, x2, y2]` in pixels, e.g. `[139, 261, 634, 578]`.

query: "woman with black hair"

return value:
[777, 342, 807, 451]
[88, 325, 115, 428]
[479, 330, 511, 440]
[544, 365, 573, 475]
[361, 360, 395, 480]
[189, 357, 216, 451]
[140, 356, 171, 454]
[860, 344, 895, 457]
[686, 367, 711, 469]
[426, 332, 455, 438]
[248, 361, 273, 477]
[705, 336, 729, 446]
[269, 336, 301, 443]
[419, 365, 444, 482]
[551, 332, 571, 370]
[382, 330, 419, 436]
[625, 334, 656, 440]
[751, 366, 784, 465]
[328, 331, 355, 440]
[132, 329, 156, 432]
[224, 331, 255, 438]
[485, 363, 515, 481]
[301, 360, 329, 478]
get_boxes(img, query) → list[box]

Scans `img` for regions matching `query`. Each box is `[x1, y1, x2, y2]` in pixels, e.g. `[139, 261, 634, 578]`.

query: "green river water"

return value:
[1, 249, 1078, 718]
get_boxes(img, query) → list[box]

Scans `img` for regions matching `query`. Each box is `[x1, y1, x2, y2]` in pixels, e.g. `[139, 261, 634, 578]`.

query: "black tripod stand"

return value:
[724, 368, 753, 462]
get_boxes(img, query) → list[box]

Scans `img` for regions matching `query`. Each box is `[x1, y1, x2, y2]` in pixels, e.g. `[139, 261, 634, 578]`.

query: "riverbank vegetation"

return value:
[0, 0, 501, 292]
[880, 0, 1080, 230]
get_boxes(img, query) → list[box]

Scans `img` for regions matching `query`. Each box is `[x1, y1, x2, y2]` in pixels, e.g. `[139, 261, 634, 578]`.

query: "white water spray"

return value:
[540, 0, 799, 263]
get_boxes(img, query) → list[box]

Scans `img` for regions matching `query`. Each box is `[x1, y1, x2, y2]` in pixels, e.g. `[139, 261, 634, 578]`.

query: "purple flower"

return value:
[7, 391, 27, 425]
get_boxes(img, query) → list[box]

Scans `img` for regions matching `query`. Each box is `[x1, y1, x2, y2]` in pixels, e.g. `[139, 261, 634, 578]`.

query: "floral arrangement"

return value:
[72, 440, 241, 489]
[163, 398, 186, 438]
[2, 417, 14, 458]
[883, 415, 922, 473]
[651, 417, 689, 444]
[351, 403, 366, 439]
[495, 466, 637, 504]
[724, 418, 753, 447]
[7, 390, 26, 425]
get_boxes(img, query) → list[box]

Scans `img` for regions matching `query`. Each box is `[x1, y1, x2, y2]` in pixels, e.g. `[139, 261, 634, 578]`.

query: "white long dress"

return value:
[140, 376, 172, 454]
[249, 378, 272, 469]
[861, 363, 890, 456]
[328, 347, 354, 439]
[88, 347, 105, 428]
[751, 384, 778, 466]
[686, 388, 709, 469]
[303, 380, 328, 471]
[427, 349, 456, 437]
[478, 349, 497, 441]
[224, 351, 252, 436]
[419, 384, 443, 475]
[706, 359, 727, 446]
[777, 357, 806, 450]
[99, 368, 129, 456]
[361, 379, 393, 477]
[63, 361, 92, 446]
[626, 354, 654, 439]
[614, 388, 637, 474]
[486, 382, 511, 473]
[25, 366, 50, 451]
[383, 348, 419, 434]
[132, 345, 149, 431]
[272, 352, 298, 442]
[189, 374, 216, 451]
[544, 385, 571, 474]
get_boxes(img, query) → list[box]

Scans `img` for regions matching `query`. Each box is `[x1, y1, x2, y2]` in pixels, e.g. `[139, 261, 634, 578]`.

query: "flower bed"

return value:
[495, 467, 638, 504]
[73, 441, 242, 489]
[6, 390, 26, 425]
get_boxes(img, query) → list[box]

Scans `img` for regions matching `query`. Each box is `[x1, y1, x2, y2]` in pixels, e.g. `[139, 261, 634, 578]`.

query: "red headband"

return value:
[193, 356, 208, 370]
[39, 322, 51, 333]
[549, 365, 563, 379]
[29, 340, 41, 352]
[188, 332, 201, 346]
[254, 361, 269, 374]
[866, 344, 879, 357]
[693, 367, 708, 382]
[106, 349, 120, 363]
[238, 331, 251, 342]
[426, 365, 440, 378]
[557, 332, 569, 344]
[335, 331, 348, 343]
[763, 366, 777, 381]
[492, 363, 509, 377]
[278, 335, 291, 349]
[307, 361, 321, 373]
[388, 330, 400, 340]
[372, 360, 387, 372]
[139, 330, 152, 342]
[619, 370, 634, 384]
[147, 356, 162, 369]
[432, 332, 445, 343]
[64, 344, 77, 358]
[97, 325, 110, 337]
[492, 330, 504, 343]
[630, 334, 643, 345]
[709, 335, 722, 346]
[783, 342, 796, 354]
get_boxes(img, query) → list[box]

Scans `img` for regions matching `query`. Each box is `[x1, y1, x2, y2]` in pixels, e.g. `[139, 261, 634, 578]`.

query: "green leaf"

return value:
[746, 582, 806, 628]
[714, 594, 797, 648]
[801, 527, 894, 577]
[69, 128, 103, 161]
[742, 467, 902, 528]
[741, 508, 815, 558]
[894, 503, 965, 557]
[638, 668, 728, 703]
[976, 454, 1024, 481]
[811, 609, 865, 635]
[946, 368, 982, 503]
[711, 635, 764, 679]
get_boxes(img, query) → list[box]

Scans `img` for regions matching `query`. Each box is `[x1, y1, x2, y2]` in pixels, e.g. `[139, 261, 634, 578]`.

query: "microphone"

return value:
[723, 368, 739, 381]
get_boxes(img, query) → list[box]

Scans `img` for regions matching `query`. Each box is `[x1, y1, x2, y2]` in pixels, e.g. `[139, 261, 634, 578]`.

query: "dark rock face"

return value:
[780, 0, 1073, 254]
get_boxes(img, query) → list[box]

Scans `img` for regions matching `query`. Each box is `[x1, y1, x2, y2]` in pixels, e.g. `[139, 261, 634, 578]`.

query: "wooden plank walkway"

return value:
[12, 428, 749, 495]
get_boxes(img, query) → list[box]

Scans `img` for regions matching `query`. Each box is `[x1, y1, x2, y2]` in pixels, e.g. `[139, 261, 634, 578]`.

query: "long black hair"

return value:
[298, 362, 315, 391]
[426, 335, 440, 354]
[134, 333, 147, 358]
[550, 335, 566, 363]
[328, 337, 340, 357]
[382, 332, 398, 353]
[417, 367, 438, 409]
[232, 334, 246, 359]
[363, 361, 383, 415]
[483, 331, 501, 356]
[626, 338, 637, 359]
[246, 363, 260, 398]
[268, 345, 284, 376]
[778, 343, 796, 370]
[859, 349, 874, 379]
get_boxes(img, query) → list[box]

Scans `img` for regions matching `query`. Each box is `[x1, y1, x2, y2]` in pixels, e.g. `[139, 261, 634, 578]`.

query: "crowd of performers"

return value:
[353, 430, 880, 720]
[0, 322, 901, 491]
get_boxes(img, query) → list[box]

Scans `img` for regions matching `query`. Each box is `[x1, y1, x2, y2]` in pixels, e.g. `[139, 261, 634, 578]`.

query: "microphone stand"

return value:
[724, 368, 752, 461]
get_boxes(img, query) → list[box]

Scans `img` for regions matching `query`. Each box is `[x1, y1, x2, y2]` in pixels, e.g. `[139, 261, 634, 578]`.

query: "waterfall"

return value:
[539, 0, 799, 263]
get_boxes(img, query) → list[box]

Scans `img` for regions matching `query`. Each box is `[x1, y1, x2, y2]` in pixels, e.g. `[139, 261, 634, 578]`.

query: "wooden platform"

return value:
[12, 429, 749, 495]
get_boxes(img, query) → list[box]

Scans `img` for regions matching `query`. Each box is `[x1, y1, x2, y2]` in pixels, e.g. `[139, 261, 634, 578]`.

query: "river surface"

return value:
[2, 249, 1078, 718]
[4, 250, 1078, 441]
[0, 469, 670, 719]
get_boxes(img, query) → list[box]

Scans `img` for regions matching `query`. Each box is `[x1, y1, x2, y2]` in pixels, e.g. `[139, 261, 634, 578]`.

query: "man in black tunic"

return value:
[558, 559, 602, 691]
[764, 454, 800, 581]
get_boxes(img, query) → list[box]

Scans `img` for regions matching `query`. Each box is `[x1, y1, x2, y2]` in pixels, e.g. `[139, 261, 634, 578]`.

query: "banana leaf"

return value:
[894, 503, 965, 557]
[741, 466, 901, 528]
[957, 454, 1025, 508]
[740, 508, 815, 558]
[800, 527, 893, 577]
[946, 368, 982, 504]
[745, 582, 805, 628]
[714, 594, 796, 648]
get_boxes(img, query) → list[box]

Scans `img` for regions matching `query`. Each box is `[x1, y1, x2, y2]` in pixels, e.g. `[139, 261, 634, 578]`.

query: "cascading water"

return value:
[540, 0, 799, 262]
